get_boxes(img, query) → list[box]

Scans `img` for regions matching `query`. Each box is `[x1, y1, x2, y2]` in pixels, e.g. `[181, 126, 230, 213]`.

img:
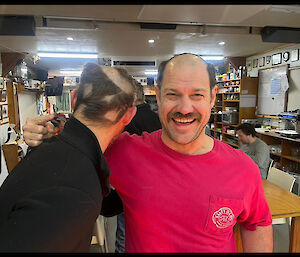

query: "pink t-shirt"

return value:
[105, 130, 272, 253]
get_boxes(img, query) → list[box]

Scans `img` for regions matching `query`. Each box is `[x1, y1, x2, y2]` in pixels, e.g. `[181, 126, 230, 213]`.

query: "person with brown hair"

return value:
[236, 123, 270, 179]
[0, 63, 137, 252]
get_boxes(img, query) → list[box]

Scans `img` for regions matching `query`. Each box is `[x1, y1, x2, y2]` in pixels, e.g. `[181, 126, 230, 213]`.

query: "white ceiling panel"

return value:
[0, 4, 298, 76]
[138, 5, 270, 25]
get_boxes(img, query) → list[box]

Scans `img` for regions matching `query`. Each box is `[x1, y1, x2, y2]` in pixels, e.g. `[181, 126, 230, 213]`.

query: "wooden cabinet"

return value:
[209, 77, 259, 148]
[2, 144, 19, 172]
[257, 131, 300, 174]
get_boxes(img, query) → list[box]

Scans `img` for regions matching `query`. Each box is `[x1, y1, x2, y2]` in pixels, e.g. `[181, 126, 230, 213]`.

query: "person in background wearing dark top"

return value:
[236, 123, 270, 179]
[115, 79, 162, 253]
[0, 63, 137, 252]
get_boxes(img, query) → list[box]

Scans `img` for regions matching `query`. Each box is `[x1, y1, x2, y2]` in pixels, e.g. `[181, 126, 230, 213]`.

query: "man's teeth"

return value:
[174, 118, 194, 123]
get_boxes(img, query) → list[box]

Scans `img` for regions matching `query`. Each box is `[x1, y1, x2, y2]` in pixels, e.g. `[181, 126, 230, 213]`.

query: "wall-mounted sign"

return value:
[283, 51, 290, 62]
[291, 49, 299, 62]
[259, 57, 265, 67]
[266, 56, 271, 64]
[272, 53, 282, 65]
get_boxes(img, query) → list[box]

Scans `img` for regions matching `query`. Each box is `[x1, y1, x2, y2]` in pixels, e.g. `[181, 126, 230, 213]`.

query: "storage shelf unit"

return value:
[257, 131, 300, 174]
[209, 77, 259, 148]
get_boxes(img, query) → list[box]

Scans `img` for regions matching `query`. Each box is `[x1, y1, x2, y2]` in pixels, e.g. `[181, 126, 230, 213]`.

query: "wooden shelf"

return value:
[216, 122, 223, 124]
[216, 78, 241, 83]
[23, 87, 44, 94]
[213, 129, 222, 133]
[223, 140, 239, 148]
[222, 92, 240, 94]
[224, 100, 240, 102]
[257, 115, 280, 119]
[223, 124, 240, 127]
[223, 132, 237, 137]
[270, 152, 282, 158]
[281, 155, 300, 163]
[222, 85, 240, 88]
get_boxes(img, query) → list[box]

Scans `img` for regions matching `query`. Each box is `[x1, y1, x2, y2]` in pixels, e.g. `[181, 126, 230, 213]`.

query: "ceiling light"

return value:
[67, 37, 74, 41]
[218, 41, 225, 45]
[200, 56, 224, 61]
[37, 52, 98, 59]
[60, 70, 82, 76]
[145, 70, 158, 75]
[148, 39, 155, 44]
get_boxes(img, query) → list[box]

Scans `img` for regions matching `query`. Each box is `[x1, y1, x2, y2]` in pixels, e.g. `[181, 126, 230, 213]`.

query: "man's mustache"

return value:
[169, 112, 200, 120]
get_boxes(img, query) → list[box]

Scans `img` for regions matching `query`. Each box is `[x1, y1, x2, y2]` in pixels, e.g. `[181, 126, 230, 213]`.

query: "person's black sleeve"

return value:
[0, 186, 100, 252]
[100, 189, 123, 217]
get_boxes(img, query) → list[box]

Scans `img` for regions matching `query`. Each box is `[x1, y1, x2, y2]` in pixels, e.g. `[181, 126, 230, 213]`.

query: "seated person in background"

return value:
[0, 63, 137, 252]
[236, 123, 270, 179]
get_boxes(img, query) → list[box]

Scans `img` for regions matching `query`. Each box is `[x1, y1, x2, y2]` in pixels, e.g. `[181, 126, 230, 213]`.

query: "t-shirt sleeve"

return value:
[237, 165, 273, 230]
[0, 186, 100, 252]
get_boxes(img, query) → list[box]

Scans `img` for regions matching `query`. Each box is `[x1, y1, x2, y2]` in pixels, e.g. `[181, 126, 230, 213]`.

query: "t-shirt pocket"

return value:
[204, 195, 244, 235]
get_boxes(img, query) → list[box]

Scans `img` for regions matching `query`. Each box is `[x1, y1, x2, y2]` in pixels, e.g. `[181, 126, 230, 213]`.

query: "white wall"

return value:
[246, 44, 300, 112]
[18, 91, 37, 133]
[288, 68, 300, 111]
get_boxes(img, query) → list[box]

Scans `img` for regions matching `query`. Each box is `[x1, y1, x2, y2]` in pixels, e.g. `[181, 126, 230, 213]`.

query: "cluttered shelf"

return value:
[222, 132, 237, 137]
[211, 129, 222, 133]
[256, 130, 300, 143]
[222, 140, 239, 148]
[24, 87, 44, 93]
[216, 79, 240, 83]
[223, 100, 240, 102]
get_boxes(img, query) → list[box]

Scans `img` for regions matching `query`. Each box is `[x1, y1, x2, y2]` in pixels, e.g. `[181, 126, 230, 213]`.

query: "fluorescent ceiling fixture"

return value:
[60, 70, 82, 75]
[145, 70, 158, 75]
[21, 68, 28, 72]
[37, 52, 98, 58]
[148, 39, 155, 43]
[67, 37, 74, 41]
[218, 41, 225, 45]
[201, 56, 224, 61]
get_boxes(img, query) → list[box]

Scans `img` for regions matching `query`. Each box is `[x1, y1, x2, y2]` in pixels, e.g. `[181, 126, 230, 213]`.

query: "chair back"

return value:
[266, 159, 274, 178]
[267, 167, 295, 192]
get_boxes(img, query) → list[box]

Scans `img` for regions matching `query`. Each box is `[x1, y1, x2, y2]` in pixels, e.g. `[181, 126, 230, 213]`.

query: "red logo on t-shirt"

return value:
[212, 207, 234, 229]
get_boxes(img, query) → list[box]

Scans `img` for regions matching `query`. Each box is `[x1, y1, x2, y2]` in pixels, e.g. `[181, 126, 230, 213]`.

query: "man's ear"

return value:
[122, 106, 137, 126]
[70, 89, 78, 111]
[155, 86, 161, 107]
[210, 86, 217, 109]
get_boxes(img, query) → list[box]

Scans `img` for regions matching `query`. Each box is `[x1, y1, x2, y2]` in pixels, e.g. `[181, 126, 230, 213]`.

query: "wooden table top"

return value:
[263, 179, 300, 219]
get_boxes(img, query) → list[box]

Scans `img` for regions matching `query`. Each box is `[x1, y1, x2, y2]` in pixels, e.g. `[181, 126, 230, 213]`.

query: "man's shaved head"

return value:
[74, 63, 136, 125]
[157, 53, 216, 92]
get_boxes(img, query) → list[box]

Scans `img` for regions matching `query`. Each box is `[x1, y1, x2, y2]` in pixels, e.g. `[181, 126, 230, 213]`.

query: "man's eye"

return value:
[193, 94, 204, 97]
[166, 93, 176, 96]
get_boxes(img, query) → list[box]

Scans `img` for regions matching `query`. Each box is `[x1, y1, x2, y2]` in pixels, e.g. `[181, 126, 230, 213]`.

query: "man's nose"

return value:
[176, 95, 194, 115]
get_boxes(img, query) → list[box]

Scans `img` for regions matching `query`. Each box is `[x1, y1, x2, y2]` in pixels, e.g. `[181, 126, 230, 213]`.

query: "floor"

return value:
[89, 222, 291, 253]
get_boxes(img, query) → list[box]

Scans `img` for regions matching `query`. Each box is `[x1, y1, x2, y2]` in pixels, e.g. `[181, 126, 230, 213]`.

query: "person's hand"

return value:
[23, 115, 56, 147]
